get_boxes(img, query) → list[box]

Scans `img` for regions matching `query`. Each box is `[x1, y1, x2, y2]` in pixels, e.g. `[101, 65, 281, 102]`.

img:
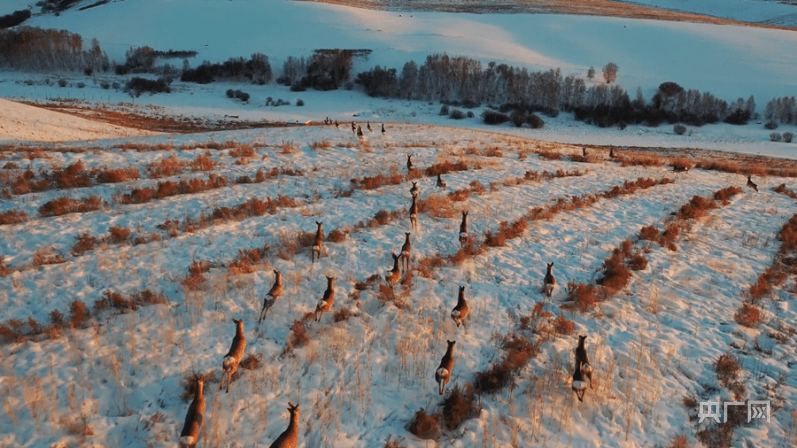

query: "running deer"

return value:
[399, 232, 411, 274]
[381, 123, 386, 135]
[367, 121, 372, 132]
[450, 286, 469, 327]
[582, 147, 588, 157]
[357, 126, 364, 138]
[544, 262, 556, 297]
[351, 121, 356, 133]
[385, 252, 401, 287]
[458, 211, 468, 247]
[314, 276, 335, 322]
[179, 378, 205, 448]
[269, 402, 299, 448]
[435, 340, 456, 395]
[406, 154, 414, 172]
[410, 181, 419, 199]
[747, 175, 759, 192]
[672, 163, 689, 173]
[259, 270, 283, 323]
[220, 319, 246, 393]
[335, 120, 339, 129]
[311, 221, 323, 263]
[575, 335, 594, 389]
[571, 361, 589, 402]
[436, 173, 446, 189]
[609, 147, 616, 158]
[409, 195, 418, 231]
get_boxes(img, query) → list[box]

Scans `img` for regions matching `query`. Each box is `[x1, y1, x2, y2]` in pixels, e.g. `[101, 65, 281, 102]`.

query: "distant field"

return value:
[300, 0, 797, 30]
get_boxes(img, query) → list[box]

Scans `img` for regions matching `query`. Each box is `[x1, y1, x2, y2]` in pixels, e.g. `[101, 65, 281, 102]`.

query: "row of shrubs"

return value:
[0, 289, 167, 344]
[3, 160, 140, 196]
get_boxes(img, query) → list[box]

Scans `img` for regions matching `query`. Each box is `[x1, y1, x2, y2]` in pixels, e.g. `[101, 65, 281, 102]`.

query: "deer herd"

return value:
[179, 151, 598, 447]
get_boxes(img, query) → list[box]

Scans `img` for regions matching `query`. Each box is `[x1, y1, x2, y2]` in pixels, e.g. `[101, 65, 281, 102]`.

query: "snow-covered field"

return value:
[1, 117, 796, 448]
[1, 0, 797, 446]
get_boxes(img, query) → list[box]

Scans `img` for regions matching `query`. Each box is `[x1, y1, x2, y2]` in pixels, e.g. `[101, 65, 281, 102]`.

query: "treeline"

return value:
[276, 49, 371, 91]
[180, 53, 272, 85]
[354, 54, 758, 128]
[115, 45, 198, 75]
[0, 26, 109, 72]
[765, 97, 797, 125]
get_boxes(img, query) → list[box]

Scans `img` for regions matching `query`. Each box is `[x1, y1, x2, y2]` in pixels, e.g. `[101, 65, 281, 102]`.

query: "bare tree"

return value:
[602, 62, 618, 84]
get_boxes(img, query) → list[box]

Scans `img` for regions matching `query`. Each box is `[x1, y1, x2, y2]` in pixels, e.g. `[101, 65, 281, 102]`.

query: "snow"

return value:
[0, 97, 157, 143]
[0, 0, 797, 447]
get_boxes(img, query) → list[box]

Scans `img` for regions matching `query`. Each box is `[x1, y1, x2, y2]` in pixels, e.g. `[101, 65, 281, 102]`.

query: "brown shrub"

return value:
[240, 353, 262, 371]
[33, 249, 65, 266]
[773, 183, 797, 200]
[230, 145, 256, 158]
[598, 250, 632, 295]
[50, 309, 64, 327]
[352, 173, 404, 190]
[564, 282, 602, 312]
[0, 209, 27, 225]
[712, 186, 743, 205]
[676, 195, 716, 220]
[68, 300, 90, 328]
[310, 141, 332, 150]
[553, 314, 575, 335]
[287, 319, 310, 350]
[0, 256, 9, 277]
[617, 155, 666, 167]
[627, 253, 648, 271]
[333, 308, 353, 323]
[39, 196, 102, 217]
[416, 195, 456, 218]
[108, 226, 131, 244]
[424, 160, 469, 176]
[327, 229, 347, 243]
[92, 289, 167, 314]
[71, 233, 98, 256]
[536, 150, 562, 160]
[190, 153, 216, 171]
[296, 231, 317, 248]
[475, 334, 538, 394]
[714, 353, 740, 387]
[95, 167, 140, 183]
[146, 155, 185, 178]
[415, 254, 446, 278]
[484, 219, 528, 247]
[734, 303, 762, 328]
[441, 385, 479, 430]
[639, 225, 660, 242]
[406, 409, 439, 440]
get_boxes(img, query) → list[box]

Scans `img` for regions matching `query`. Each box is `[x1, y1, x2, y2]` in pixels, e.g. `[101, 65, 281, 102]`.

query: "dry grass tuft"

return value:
[407, 409, 440, 440]
[474, 333, 539, 394]
[0, 209, 28, 225]
[39, 196, 102, 217]
[416, 195, 457, 218]
[564, 282, 602, 312]
[441, 384, 479, 430]
[240, 353, 263, 371]
[734, 303, 762, 328]
[327, 228, 347, 243]
[71, 233, 98, 256]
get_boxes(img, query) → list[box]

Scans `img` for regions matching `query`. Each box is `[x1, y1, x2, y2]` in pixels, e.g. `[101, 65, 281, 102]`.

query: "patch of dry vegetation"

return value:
[747, 210, 797, 301]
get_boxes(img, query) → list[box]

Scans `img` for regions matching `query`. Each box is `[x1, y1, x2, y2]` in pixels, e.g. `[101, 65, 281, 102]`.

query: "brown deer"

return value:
[450, 286, 469, 327]
[269, 402, 300, 448]
[220, 319, 246, 393]
[747, 175, 759, 192]
[406, 154, 414, 172]
[259, 270, 283, 323]
[544, 262, 556, 297]
[436, 173, 446, 189]
[385, 252, 401, 288]
[367, 121, 372, 132]
[311, 221, 323, 263]
[609, 147, 616, 158]
[571, 361, 589, 402]
[458, 211, 468, 247]
[410, 181, 419, 199]
[179, 378, 205, 448]
[399, 232, 411, 274]
[314, 276, 335, 322]
[409, 196, 418, 231]
[435, 340, 456, 395]
[357, 126, 364, 138]
[582, 147, 588, 157]
[381, 123, 386, 135]
[575, 335, 594, 389]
